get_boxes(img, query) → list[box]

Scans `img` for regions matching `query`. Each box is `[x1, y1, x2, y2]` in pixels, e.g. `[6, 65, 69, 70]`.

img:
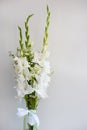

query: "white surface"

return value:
[0, 0, 87, 130]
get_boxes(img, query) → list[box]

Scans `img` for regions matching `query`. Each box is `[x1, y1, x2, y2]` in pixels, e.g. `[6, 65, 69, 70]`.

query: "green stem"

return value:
[42, 5, 50, 53]
[29, 125, 33, 130]
[18, 26, 24, 56]
[28, 125, 37, 130]
[23, 115, 27, 130]
[25, 14, 34, 48]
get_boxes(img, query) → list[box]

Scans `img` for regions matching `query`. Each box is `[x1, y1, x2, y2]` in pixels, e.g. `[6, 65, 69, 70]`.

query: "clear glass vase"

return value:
[23, 115, 37, 130]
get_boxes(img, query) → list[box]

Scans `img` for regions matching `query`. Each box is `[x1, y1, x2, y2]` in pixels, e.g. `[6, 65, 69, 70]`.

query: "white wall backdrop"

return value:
[0, 0, 87, 130]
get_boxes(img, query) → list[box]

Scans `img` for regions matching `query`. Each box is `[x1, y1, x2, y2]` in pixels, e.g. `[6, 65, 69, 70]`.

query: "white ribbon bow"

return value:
[17, 108, 40, 127]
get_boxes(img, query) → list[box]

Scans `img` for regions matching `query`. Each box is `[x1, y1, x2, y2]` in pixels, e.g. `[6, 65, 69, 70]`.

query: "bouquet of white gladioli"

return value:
[10, 5, 51, 130]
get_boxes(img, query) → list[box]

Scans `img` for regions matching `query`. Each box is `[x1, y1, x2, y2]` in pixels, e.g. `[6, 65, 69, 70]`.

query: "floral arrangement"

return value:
[10, 5, 51, 130]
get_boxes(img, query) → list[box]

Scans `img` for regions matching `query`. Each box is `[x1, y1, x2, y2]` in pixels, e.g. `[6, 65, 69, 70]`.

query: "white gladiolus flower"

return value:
[13, 56, 30, 79]
[13, 56, 34, 98]
[33, 51, 50, 65]
[33, 52, 51, 98]
[13, 57, 29, 73]
[35, 74, 50, 98]
[16, 80, 34, 98]
[42, 61, 51, 73]
[35, 87, 48, 99]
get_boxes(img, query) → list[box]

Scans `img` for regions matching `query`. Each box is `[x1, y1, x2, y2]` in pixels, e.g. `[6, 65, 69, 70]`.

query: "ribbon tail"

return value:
[32, 114, 40, 127]
[28, 111, 40, 127]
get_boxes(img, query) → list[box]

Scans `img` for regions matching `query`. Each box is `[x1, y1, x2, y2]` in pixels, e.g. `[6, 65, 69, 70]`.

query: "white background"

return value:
[0, 0, 87, 130]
